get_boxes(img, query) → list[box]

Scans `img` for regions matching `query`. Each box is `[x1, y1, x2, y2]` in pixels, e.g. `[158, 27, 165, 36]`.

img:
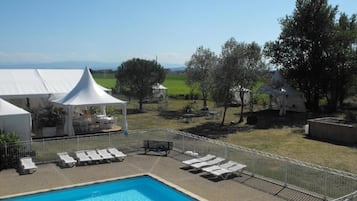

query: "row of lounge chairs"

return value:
[58, 147, 126, 167]
[182, 154, 247, 179]
[18, 147, 126, 174]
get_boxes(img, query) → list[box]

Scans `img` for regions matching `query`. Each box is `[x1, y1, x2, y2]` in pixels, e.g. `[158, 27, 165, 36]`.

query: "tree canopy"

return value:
[186, 46, 218, 110]
[264, 0, 357, 112]
[115, 58, 166, 111]
[211, 38, 265, 125]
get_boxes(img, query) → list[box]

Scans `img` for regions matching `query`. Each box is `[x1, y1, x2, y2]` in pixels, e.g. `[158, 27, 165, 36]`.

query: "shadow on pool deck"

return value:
[0, 152, 323, 201]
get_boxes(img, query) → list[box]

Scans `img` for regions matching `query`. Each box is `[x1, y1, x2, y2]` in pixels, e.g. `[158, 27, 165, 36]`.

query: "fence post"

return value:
[77, 136, 79, 151]
[224, 145, 228, 159]
[324, 168, 328, 200]
[284, 159, 288, 187]
[182, 135, 185, 152]
[109, 133, 111, 146]
[251, 154, 256, 177]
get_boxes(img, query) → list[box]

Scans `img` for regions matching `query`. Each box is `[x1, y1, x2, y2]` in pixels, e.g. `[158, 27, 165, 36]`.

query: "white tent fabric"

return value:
[0, 69, 110, 99]
[152, 83, 168, 90]
[151, 83, 168, 102]
[0, 69, 49, 98]
[231, 86, 251, 105]
[53, 67, 127, 136]
[0, 98, 32, 142]
[257, 71, 306, 113]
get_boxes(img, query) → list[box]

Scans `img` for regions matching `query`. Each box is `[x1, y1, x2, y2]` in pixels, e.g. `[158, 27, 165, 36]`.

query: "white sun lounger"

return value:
[19, 157, 37, 174]
[75, 150, 92, 165]
[107, 147, 127, 161]
[209, 163, 247, 179]
[86, 150, 103, 162]
[57, 152, 76, 168]
[202, 161, 238, 172]
[97, 149, 114, 161]
[190, 157, 225, 169]
[182, 154, 216, 166]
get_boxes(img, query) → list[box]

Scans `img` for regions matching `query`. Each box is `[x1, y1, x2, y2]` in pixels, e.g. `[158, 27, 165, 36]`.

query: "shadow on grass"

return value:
[251, 110, 308, 129]
[180, 122, 252, 139]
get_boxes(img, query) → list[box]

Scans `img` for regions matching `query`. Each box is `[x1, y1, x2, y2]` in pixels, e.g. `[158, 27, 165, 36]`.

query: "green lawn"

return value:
[163, 73, 191, 96]
[93, 72, 116, 89]
[93, 71, 191, 96]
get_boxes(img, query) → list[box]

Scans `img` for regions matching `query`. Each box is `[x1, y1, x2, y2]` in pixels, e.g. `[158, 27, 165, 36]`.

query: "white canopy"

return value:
[152, 83, 168, 90]
[0, 69, 109, 99]
[0, 98, 32, 142]
[52, 67, 127, 136]
[53, 67, 124, 106]
[257, 71, 306, 113]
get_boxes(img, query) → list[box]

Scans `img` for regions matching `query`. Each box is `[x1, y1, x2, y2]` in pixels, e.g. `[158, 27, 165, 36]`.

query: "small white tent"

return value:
[152, 83, 168, 102]
[0, 98, 32, 141]
[258, 71, 306, 113]
[53, 67, 127, 136]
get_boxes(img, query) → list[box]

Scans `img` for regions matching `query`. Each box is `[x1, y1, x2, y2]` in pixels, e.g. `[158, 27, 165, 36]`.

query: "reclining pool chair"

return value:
[208, 163, 247, 179]
[19, 157, 37, 174]
[75, 150, 92, 165]
[190, 157, 225, 169]
[96, 148, 114, 162]
[85, 150, 103, 163]
[182, 154, 216, 166]
[107, 147, 127, 161]
[202, 160, 238, 172]
[57, 152, 76, 168]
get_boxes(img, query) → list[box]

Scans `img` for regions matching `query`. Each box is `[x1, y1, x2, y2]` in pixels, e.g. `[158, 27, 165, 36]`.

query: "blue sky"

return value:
[0, 0, 356, 68]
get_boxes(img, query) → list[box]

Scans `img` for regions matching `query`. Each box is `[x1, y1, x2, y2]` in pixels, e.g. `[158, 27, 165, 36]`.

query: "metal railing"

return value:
[1, 128, 356, 200]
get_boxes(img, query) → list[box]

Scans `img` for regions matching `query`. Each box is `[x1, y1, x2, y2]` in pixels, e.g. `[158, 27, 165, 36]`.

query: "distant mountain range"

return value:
[0, 61, 186, 71]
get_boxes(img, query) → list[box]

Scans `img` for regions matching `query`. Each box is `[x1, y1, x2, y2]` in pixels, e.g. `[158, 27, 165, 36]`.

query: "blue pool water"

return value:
[2, 175, 197, 201]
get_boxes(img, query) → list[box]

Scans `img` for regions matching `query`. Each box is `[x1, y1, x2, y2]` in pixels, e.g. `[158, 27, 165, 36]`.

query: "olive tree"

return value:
[186, 46, 218, 110]
[211, 38, 264, 126]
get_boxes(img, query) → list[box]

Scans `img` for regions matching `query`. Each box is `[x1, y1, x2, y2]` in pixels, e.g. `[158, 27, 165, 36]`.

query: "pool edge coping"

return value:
[0, 173, 207, 201]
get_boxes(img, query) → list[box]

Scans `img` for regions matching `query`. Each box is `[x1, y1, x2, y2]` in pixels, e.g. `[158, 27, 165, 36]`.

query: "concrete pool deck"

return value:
[0, 153, 322, 201]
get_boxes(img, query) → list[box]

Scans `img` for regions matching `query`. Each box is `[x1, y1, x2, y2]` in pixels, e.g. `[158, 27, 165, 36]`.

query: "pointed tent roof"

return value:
[152, 83, 168, 90]
[53, 67, 125, 106]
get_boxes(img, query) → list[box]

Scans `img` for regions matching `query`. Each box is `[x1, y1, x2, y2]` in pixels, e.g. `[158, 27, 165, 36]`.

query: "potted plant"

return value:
[38, 105, 64, 137]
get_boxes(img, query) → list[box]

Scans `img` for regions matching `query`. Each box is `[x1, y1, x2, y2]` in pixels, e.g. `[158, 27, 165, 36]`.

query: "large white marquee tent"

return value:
[0, 68, 127, 137]
[0, 98, 32, 141]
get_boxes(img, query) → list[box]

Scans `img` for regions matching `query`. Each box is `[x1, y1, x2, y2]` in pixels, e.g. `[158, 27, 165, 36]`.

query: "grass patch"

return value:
[93, 72, 116, 89]
[93, 72, 191, 96]
[163, 73, 191, 96]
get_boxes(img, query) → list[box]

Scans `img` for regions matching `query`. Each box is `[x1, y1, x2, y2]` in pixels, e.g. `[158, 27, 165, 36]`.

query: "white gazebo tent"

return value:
[53, 67, 127, 136]
[0, 98, 32, 142]
[152, 83, 168, 102]
[258, 71, 306, 115]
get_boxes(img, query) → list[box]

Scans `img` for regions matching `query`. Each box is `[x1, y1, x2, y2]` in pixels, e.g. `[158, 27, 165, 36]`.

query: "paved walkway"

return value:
[0, 153, 320, 201]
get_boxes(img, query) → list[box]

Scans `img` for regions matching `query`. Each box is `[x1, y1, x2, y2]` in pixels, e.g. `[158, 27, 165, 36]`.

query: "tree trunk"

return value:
[220, 106, 228, 127]
[139, 99, 143, 111]
[202, 91, 208, 110]
[239, 91, 244, 123]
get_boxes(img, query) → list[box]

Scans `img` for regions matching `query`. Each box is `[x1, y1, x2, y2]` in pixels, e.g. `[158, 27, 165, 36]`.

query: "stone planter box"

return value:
[42, 127, 56, 137]
[307, 117, 357, 145]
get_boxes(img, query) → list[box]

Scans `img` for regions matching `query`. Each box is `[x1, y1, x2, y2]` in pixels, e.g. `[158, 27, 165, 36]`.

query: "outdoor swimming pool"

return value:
[2, 175, 198, 201]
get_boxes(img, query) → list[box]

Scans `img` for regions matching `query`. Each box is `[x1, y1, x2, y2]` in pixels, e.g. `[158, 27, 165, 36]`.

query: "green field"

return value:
[163, 73, 191, 96]
[93, 72, 116, 89]
[94, 71, 191, 96]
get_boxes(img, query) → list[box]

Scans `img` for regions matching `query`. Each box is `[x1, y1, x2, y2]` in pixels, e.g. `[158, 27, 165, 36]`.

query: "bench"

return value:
[143, 140, 173, 156]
